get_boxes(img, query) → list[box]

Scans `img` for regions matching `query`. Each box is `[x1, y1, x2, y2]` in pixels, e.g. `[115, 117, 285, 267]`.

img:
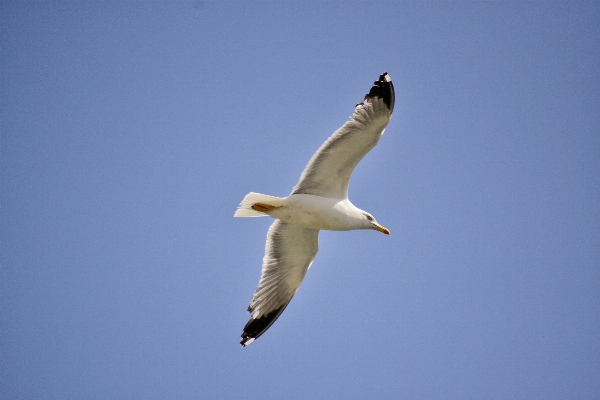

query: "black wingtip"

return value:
[240, 300, 292, 347]
[364, 72, 395, 114]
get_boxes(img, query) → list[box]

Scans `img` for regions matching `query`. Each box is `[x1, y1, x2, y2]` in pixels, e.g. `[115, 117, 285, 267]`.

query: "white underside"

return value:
[235, 192, 369, 231]
[269, 194, 365, 231]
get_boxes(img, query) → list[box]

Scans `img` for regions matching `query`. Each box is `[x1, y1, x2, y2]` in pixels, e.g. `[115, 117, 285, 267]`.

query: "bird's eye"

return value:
[366, 215, 373, 221]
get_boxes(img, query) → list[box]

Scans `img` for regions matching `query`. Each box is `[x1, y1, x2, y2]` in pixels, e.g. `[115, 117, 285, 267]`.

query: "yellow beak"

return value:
[373, 223, 391, 235]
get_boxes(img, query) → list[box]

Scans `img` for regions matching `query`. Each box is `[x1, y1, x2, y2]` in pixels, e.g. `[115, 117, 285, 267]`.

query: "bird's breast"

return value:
[268, 194, 355, 231]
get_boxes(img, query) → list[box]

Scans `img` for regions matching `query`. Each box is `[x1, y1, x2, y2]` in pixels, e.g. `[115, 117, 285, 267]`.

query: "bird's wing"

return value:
[291, 72, 395, 199]
[241, 220, 319, 346]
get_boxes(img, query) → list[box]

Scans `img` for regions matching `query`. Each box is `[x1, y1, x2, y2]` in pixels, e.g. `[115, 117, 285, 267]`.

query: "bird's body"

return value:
[238, 193, 387, 232]
[235, 72, 395, 346]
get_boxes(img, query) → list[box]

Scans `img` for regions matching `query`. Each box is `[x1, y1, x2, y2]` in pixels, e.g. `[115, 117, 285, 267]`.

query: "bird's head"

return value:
[363, 213, 390, 235]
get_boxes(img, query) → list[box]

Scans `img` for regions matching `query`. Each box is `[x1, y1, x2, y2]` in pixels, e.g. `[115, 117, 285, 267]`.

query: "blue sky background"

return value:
[1, 2, 599, 399]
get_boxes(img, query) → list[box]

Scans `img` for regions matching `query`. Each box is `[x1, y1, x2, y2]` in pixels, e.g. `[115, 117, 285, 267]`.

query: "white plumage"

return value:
[235, 72, 395, 346]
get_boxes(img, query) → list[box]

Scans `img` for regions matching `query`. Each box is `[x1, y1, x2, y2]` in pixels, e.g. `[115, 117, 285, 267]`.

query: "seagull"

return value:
[235, 72, 395, 346]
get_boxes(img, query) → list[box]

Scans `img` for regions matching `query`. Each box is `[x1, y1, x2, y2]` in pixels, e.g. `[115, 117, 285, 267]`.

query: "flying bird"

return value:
[235, 72, 395, 346]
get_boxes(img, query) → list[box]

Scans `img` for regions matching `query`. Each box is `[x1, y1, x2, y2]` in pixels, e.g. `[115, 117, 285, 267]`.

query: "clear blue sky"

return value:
[2, 2, 599, 399]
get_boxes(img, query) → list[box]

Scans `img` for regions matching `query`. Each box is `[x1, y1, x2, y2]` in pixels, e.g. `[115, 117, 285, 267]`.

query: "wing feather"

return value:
[241, 220, 319, 346]
[291, 72, 395, 199]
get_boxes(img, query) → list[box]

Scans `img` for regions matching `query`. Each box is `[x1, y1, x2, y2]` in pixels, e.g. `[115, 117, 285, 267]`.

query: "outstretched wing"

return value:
[291, 72, 395, 199]
[241, 220, 319, 346]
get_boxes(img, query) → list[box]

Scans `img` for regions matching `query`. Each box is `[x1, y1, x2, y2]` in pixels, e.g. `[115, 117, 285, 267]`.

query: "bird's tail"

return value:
[234, 192, 285, 217]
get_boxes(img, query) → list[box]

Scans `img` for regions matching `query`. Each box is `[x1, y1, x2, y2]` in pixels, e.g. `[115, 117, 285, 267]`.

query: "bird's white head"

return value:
[362, 212, 390, 235]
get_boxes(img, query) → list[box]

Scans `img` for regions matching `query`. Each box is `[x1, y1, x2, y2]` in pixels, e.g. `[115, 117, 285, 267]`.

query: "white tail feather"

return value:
[234, 192, 285, 217]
